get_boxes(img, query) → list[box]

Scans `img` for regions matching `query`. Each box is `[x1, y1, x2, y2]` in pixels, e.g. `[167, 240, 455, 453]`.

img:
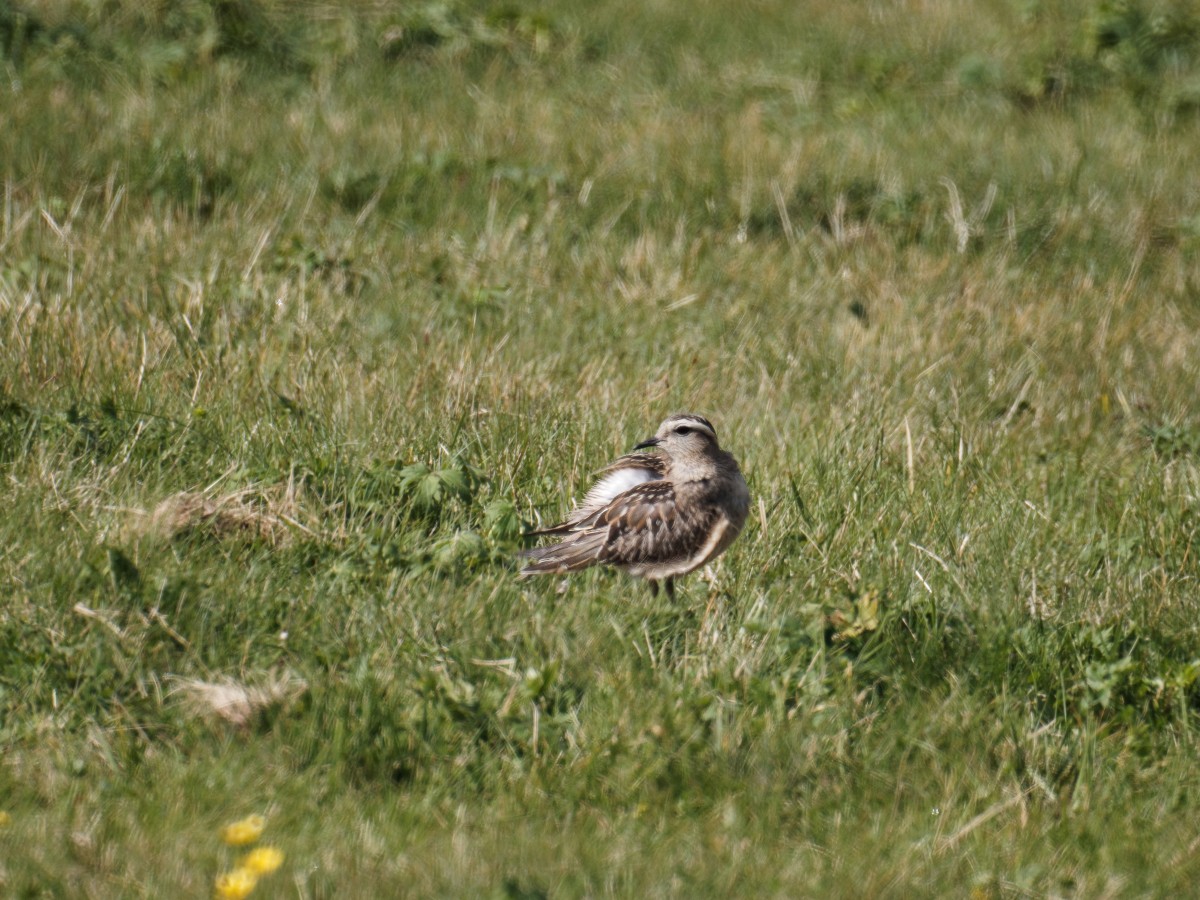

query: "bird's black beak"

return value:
[633, 436, 660, 450]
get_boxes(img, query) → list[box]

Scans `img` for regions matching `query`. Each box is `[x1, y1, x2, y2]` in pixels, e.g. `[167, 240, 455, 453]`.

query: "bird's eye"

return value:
[675, 426, 692, 435]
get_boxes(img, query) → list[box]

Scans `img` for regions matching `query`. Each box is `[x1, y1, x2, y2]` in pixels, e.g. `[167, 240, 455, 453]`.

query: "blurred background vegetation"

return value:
[3, 0, 1200, 896]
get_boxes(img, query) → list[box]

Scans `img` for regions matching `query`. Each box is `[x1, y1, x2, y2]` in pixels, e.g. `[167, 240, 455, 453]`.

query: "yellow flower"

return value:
[0, 811, 11, 828]
[240, 846, 285, 876]
[220, 814, 265, 847]
[214, 867, 258, 900]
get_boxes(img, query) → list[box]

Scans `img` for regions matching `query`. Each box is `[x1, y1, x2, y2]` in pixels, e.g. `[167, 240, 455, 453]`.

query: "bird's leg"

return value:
[648, 579, 659, 598]
[665, 577, 676, 601]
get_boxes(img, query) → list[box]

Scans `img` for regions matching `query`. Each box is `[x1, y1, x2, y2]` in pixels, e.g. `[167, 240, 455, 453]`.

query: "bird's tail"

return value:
[518, 531, 606, 576]
[523, 522, 572, 537]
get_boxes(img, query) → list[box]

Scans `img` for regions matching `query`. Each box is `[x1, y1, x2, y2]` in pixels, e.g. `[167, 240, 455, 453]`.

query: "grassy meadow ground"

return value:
[4, 0, 1200, 895]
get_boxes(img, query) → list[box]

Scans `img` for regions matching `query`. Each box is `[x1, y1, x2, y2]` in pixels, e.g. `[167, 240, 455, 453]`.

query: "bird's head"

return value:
[634, 413, 722, 461]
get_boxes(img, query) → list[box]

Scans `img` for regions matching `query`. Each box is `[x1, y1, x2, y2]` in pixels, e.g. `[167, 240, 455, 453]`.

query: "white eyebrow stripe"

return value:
[665, 416, 716, 438]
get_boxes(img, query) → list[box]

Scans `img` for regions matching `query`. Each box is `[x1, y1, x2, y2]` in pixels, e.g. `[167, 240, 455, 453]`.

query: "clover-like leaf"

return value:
[482, 498, 522, 541]
[434, 466, 472, 502]
[432, 529, 487, 570]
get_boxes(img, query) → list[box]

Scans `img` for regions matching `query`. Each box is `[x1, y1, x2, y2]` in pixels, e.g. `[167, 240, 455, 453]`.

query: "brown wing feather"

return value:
[525, 453, 667, 536]
[597, 452, 668, 478]
[597, 482, 716, 568]
[520, 480, 714, 576]
[517, 528, 609, 573]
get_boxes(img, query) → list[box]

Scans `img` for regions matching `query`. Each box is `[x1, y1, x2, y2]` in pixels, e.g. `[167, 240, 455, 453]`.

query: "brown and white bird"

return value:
[519, 414, 750, 599]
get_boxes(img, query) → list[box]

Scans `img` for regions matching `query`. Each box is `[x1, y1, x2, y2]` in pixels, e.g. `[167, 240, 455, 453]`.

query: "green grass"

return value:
[4, 0, 1200, 895]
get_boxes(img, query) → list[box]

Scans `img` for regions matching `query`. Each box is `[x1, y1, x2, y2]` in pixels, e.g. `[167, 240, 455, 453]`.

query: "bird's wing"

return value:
[581, 453, 667, 510]
[597, 452, 669, 478]
[592, 480, 713, 567]
[520, 480, 713, 574]
[526, 452, 666, 536]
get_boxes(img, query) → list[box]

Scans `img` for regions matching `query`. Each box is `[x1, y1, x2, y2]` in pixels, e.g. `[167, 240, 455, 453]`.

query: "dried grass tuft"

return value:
[144, 484, 311, 547]
[169, 672, 308, 729]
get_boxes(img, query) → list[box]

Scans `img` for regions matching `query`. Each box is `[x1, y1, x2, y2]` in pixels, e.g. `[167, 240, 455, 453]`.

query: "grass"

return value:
[3, 0, 1200, 895]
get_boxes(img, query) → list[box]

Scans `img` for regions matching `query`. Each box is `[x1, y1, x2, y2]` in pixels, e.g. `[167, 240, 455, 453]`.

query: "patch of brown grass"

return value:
[144, 484, 312, 546]
[169, 672, 308, 730]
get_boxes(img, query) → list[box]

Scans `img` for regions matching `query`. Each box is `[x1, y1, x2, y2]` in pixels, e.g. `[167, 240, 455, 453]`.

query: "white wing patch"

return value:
[582, 466, 659, 509]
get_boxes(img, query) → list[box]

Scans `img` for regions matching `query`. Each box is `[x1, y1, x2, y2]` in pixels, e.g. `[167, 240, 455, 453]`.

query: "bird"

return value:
[519, 413, 750, 599]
